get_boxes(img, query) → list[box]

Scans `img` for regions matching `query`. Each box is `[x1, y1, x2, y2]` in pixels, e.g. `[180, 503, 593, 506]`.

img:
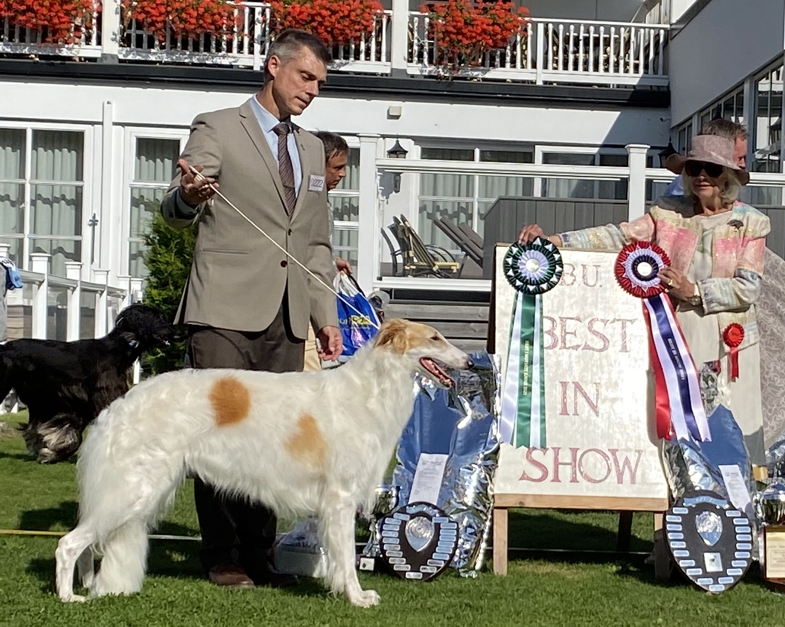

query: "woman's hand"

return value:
[517, 225, 562, 247]
[658, 267, 695, 301]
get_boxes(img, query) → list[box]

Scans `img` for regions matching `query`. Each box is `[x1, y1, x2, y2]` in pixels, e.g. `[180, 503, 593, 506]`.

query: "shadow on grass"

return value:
[0, 450, 36, 462]
[504, 509, 671, 586]
[19, 501, 79, 531]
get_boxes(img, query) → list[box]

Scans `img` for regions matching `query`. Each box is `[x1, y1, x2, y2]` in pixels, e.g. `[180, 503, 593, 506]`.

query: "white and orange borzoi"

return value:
[55, 319, 470, 607]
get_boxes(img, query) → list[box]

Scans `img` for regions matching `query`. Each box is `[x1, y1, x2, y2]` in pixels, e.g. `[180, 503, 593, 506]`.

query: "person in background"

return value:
[304, 131, 353, 371]
[519, 136, 770, 475]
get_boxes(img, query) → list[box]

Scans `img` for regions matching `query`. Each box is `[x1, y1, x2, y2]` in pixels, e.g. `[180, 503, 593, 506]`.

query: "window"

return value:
[541, 151, 628, 200]
[418, 147, 533, 249]
[752, 64, 783, 175]
[129, 138, 180, 277]
[329, 147, 359, 268]
[675, 121, 693, 154]
[0, 128, 85, 276]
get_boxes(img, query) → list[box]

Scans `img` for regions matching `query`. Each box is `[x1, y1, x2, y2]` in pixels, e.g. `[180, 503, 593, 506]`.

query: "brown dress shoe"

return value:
[208, 563, 255, 588]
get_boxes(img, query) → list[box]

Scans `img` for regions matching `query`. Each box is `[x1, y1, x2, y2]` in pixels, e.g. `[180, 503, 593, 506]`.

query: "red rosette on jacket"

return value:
[723, 323, 745, 381]
[614, 242, 671, 299]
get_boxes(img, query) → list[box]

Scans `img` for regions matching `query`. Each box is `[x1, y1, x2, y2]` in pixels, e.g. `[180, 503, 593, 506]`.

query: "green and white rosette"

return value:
[500, 238, 563, 448]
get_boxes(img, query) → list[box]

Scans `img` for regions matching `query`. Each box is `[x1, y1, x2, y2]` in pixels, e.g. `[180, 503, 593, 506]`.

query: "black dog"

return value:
[0, 304, 175, 463]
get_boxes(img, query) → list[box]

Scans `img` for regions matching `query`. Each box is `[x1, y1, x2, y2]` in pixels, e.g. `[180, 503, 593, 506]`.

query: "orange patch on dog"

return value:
[285, 414, 326, 467]
[210, 377, 251, 426]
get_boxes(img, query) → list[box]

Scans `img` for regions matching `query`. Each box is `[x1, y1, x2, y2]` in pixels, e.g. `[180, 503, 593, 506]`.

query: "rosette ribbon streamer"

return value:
[500, 238, 563, 448]
[723, 323, 744, 382]
[615, 242, 710, 443]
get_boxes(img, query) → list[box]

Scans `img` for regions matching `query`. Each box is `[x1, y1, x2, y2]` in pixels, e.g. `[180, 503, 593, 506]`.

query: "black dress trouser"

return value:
[187, 299, 304, 582]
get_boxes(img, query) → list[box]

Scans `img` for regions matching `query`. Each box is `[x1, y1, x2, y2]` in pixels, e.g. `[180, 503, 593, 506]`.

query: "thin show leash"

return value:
[188, 166, 381, 331]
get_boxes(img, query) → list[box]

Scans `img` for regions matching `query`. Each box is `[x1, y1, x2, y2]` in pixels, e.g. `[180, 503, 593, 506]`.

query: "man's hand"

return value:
[316, 326, 343, 361]
[178, 158, 219, 206]
[336, 257, 352, 274]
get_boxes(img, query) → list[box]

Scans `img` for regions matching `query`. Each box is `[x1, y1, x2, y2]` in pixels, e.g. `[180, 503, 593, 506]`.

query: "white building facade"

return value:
[1, 0, 784, 340]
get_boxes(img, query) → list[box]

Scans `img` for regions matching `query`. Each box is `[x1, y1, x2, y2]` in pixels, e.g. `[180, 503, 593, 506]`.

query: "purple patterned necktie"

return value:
[273, 122, 297, 215]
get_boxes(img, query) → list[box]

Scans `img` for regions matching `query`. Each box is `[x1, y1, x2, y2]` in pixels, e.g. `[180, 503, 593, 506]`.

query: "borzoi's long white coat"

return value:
[55, 319, 470, 607]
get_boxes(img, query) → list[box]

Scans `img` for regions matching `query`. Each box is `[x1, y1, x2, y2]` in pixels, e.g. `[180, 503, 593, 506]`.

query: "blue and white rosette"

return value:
[500, 238, 563, 449]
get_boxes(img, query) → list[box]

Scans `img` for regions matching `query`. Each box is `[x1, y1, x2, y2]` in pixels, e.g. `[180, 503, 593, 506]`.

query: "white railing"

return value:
[0, 1, 391, 72]
[368, 146, 785, 291]
[0, 5, 102, 58]
[2, 251, 134, 344]
[0, 2, 666, 83]
[408, 16, 668, 85]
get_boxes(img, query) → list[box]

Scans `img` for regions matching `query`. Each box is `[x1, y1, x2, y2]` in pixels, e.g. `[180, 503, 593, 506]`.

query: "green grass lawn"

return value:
[2, 411, 785, 626]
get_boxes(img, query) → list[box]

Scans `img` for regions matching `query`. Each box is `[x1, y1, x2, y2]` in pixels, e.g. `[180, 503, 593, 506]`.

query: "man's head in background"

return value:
[699, 118, 749, 169]
[314, 131, 349, 191]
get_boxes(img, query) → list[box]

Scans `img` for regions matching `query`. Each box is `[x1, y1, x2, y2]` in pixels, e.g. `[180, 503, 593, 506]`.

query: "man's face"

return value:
[268, 47, 327, 118]
[325, 152, 348, 191]
[734, 138, 747, 169]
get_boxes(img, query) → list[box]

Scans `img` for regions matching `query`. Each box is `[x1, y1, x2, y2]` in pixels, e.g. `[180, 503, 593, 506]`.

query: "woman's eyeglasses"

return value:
[684, 161, 724, 178]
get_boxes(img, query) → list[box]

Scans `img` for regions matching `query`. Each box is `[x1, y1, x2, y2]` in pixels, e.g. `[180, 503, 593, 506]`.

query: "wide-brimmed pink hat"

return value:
[665, 135, 749, 185]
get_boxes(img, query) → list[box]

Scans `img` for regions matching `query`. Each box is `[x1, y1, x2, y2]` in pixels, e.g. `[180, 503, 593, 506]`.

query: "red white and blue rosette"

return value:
[500, 238, 563, 449]
[615, 241, 670, 298]
[614, 242, 710, 443]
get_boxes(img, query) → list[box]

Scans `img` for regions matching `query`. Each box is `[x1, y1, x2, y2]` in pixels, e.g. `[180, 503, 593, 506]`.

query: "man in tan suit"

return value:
[160, 29, 341, 589]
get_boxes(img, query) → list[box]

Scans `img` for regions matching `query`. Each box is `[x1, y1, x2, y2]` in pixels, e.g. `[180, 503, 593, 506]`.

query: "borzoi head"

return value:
[111, 304, 176, 354]
[372, 319, 472, 386]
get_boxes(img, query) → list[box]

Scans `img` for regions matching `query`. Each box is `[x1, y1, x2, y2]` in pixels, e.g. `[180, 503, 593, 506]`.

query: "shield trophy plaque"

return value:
[378, 502, 458, 581]
[665, 491, 753, 593]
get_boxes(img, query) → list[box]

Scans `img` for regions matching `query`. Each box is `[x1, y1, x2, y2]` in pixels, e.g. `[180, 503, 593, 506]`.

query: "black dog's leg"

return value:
[0, 356, 13, 410]
[26, 413, 84, 464]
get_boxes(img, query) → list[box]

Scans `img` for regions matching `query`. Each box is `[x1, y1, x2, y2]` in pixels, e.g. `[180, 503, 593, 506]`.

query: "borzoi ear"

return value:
[373, 319, 410, 354]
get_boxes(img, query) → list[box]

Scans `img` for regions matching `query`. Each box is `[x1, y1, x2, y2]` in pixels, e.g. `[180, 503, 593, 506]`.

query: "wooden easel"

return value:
[492, 495, 670, 578]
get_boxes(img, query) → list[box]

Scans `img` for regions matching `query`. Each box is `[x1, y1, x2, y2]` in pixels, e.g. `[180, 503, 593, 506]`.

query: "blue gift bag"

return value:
[334, 273, 380, 357]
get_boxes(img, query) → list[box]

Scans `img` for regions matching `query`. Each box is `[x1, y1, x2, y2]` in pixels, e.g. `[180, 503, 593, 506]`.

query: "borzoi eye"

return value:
[430, 335, 441, 341]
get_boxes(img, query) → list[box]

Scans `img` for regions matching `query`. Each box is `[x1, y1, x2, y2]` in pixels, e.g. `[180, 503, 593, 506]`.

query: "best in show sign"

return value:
[493, 245, 669, 504]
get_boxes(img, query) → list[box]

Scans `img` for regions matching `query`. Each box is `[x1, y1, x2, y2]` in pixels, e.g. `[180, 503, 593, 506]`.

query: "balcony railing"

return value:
[0, 1, 391, 72]
[0, 2, 667, 86]
[409, 17, 668, 85]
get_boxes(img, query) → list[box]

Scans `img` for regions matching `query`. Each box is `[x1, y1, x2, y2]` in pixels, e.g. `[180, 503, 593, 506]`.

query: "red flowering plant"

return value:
[420, 0, 529, 73]
[0, 0, 99, 44]
[122, 0, 242, 42]
[270, 0, 384, 47]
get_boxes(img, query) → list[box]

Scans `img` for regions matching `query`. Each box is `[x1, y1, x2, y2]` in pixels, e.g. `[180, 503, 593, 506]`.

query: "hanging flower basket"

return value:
[420, 0, 529, 72]
[121, 0, 242, 42]
[0, 0, 100, 44]
[270, 0, 385, 47]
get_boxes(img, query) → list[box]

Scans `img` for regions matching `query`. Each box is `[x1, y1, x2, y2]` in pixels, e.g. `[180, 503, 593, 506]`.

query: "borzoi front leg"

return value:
[320, 493, 379, 608]
[56, 526, 95, 602]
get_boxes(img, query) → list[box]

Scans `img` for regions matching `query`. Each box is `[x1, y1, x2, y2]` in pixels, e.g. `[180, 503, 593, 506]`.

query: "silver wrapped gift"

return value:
[661, 405, 756, 521]
[364, 351, 500, 574]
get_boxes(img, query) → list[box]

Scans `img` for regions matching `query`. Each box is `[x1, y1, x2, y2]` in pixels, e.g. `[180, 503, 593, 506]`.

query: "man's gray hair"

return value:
[265, 29, 331, 78]
[699, 118, 749, 142]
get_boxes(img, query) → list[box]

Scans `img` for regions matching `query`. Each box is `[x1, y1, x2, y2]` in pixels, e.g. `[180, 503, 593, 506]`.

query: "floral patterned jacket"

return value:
[559, 196, 771, 350]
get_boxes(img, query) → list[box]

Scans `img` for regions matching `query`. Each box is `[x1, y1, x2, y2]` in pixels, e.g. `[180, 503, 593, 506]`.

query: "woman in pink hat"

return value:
[518, 135, 771, 475]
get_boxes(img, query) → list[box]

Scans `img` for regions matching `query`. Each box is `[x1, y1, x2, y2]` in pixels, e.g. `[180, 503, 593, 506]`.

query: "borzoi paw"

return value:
[62, 593, 87, 603]
[348, 589, 380, 608]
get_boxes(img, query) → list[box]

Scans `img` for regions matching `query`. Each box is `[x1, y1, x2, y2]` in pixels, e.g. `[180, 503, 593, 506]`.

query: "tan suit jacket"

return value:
[160, 101, 337, 338]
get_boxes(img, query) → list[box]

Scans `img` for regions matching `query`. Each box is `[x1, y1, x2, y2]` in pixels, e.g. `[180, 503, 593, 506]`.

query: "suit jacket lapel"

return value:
[238, 101, 288, 209]
[290, 126, 310, 221]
